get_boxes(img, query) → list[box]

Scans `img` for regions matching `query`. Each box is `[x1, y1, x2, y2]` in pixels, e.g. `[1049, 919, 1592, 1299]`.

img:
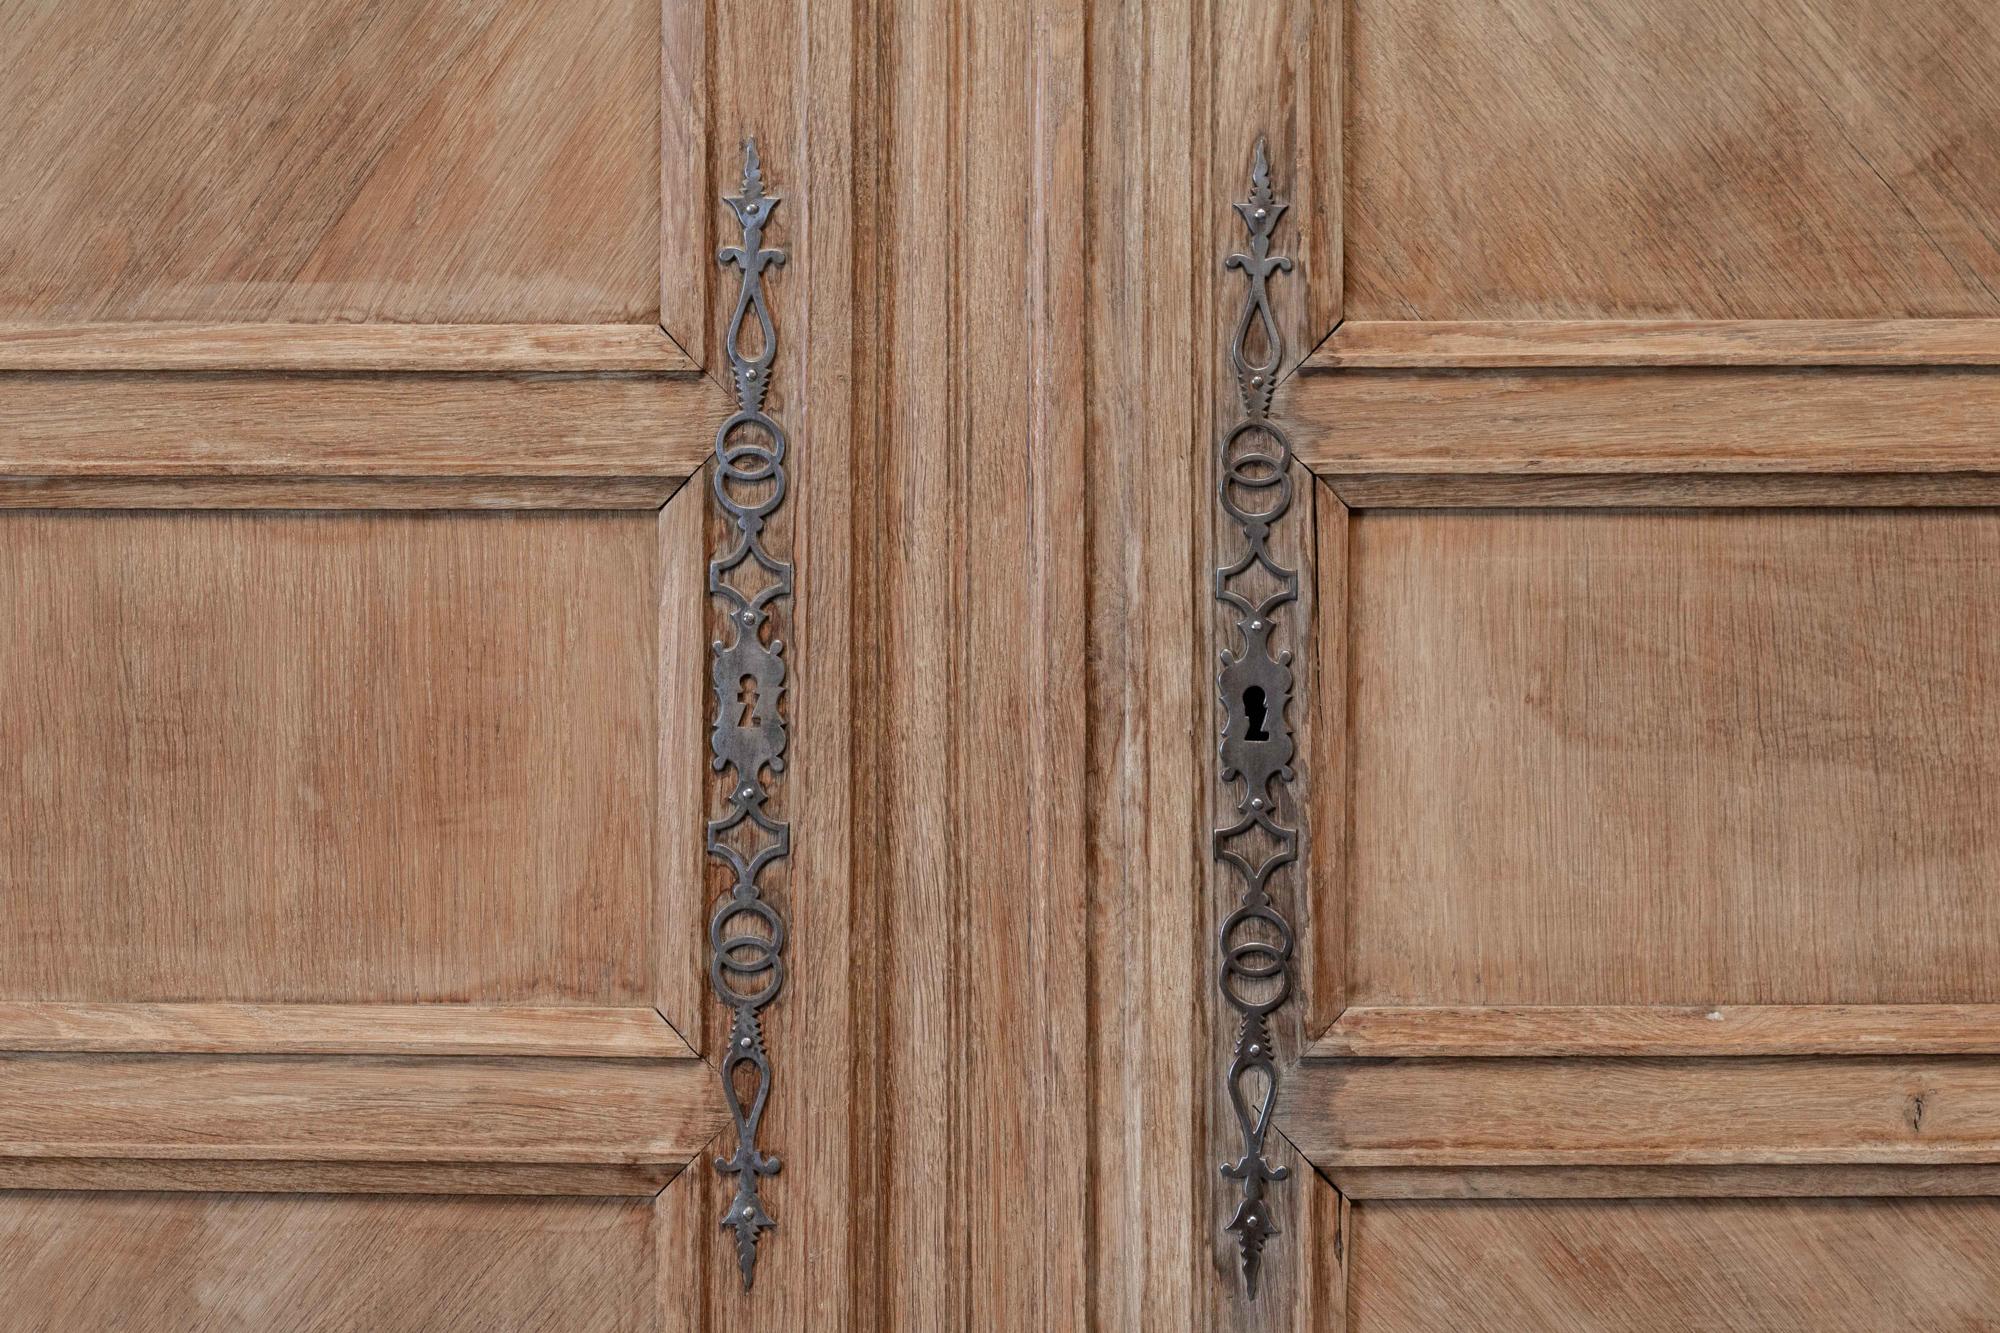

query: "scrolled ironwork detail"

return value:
[1215, 137, 1298, 1301]
[709, 137, 790, 1293]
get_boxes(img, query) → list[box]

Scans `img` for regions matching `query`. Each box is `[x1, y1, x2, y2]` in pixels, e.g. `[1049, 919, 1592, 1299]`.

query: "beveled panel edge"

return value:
[1308, 1005, 2000, 1061]
[0, 1053, 723, 1168]
[0, 371, 724, 507]
[1288, 364, 2000, 506]
[1281, 1056, 2000, 1179]
[0, 1158, 682, 1196]
[1306, 319, 2000, 369]
[0, 476, 689, 509]
[0, 323, 699, 372]
[0, 1002, 697, 1060]
[1331, 1163, 2000, 1201]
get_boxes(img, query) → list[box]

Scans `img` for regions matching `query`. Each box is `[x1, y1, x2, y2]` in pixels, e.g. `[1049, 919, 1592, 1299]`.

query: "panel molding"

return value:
[1309, 318, 2000, 369]
[1289, 366, 2000, 505]
[0, 323, 698, 372]
[1312, 1005, 2000, 1060]
[0, 1050, 720, 1195]
[1284, 1056, 2000, 1175]
[0, 373, 723, 507]
[0, 1002, 693, 1059]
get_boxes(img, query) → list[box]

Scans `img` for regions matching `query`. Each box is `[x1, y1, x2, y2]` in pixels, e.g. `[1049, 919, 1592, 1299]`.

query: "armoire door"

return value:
[1200, 1, 2000, 1328]
[0, 3, 862, 1327]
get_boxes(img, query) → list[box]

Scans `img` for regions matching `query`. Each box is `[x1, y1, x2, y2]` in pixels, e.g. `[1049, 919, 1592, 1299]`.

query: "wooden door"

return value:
[1188, 1, 2000, 1327]
[0, 2, 867, 1327]
[16, 2, 2000, 1329]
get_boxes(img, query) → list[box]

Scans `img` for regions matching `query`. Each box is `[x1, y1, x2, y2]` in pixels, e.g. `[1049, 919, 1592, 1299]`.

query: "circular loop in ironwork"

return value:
[710, 894, 786, 1009]
[713, 410, 789, 521]
[1219, 418, 1295, 528]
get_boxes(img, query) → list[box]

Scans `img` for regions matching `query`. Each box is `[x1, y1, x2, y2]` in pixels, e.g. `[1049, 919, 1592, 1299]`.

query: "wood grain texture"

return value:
[1347, 1199, 2000, 1331]
[0, 510, 658, 1004]
[1285, 1056, 2000, 1169]
[0, 324, 696, 371]
[1311, 319, 2000, 368]
[1213, 0, 1342, 368]
[703, 0, 865, 1323]
[0, 1193, 660, 1331]
[0, 476, 692, 511]
[656, 476, 707, 1054]
[1078, 1, 1341, 1323]
[0, 0, 665, 324]
[0, 1003, 690, 1058]
[0, 1160, 678, 1195]
[659, 0, 710, 365]
[1334, 1163, 2000, 1201]
[0, 1053, 718, 1179]
[1347, 508, 2000, 1008]
[863, 0, 1091, 1325]
[1083, 3, 1209, 1326]
[1315, 1005, 2000, 1060]
[0, 373, 715, 482]
[1318, 473, 2000, 511]
[1290, 368, 2000, 492]
[1344, 0, 2000, 320]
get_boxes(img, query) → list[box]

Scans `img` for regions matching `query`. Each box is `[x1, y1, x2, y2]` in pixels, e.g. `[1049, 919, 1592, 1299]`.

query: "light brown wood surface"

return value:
[1346, 508, 2000, 1008]
[0, 0, 667, 325]
[0, 323, 696, 372]
[1313, 318, 2000, 368]
[1345, 0, 2000, 320]
[1291, 367, 2000, 501]
[0, 1002, 689, 1058]
[1347, 1198, 2000, 1331]
[0, 1194, 662, 1331]
[0, 374, 713, 486]
[1286, 1055, 2000, 1170]
[1, 509, 660, 1004]
[1316, 1005, 2000, 1059]
[0, 1052, 719, 1193]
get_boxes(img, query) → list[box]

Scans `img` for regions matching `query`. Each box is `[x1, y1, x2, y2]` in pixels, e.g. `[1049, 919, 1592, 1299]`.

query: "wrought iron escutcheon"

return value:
[1214, 138, 1299, 1301]
[709, 138, 791, 1293]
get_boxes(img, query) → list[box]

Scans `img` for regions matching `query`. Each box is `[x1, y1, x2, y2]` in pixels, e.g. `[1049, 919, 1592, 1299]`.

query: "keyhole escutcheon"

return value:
[1243, 685, 1271, 742]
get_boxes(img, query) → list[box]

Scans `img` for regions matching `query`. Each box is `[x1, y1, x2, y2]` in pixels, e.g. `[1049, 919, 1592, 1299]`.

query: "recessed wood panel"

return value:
[1347, 1198, 2000, 1331]
[0, 0, 660, 324]
[0, 510, 658, 1003]
[1345, 0, 2000, 319]
[0, 1193, 657, 1331]
[1347, 508, 2000, 1006]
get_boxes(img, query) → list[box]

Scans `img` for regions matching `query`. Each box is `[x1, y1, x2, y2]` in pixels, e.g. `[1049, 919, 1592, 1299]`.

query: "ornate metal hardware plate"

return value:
[709, 138, 790, 1293]
[1214, 138, 1299, 1301]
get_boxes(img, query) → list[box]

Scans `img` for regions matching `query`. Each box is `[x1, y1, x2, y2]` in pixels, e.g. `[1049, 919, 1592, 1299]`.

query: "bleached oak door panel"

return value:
[0, 2, 745, 1327]
[1241, 1, 2000, 1326]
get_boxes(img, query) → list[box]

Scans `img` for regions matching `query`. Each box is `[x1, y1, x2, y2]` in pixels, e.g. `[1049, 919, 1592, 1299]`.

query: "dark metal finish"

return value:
[1215, 138, 1299, 1301]
[710, 138, 790, 1293]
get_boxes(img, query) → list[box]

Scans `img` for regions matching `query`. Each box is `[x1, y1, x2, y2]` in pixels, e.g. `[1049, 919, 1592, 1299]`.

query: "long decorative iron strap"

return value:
[709, 138, 790, 1293]
[1215, 138, 1298, 1301]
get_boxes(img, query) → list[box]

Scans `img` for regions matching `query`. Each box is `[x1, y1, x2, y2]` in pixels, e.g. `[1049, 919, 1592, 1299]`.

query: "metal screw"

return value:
[740, 786, 757, 800]
[1248, 1043, 1263, 1057]
[739, 1036, 753, 1049]
[1254, 208, 1267, 219]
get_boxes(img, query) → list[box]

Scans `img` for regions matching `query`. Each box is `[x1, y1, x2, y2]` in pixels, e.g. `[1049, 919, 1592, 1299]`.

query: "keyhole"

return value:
[1243, 686, 1271, 742]
[737, 676, 759, 727]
